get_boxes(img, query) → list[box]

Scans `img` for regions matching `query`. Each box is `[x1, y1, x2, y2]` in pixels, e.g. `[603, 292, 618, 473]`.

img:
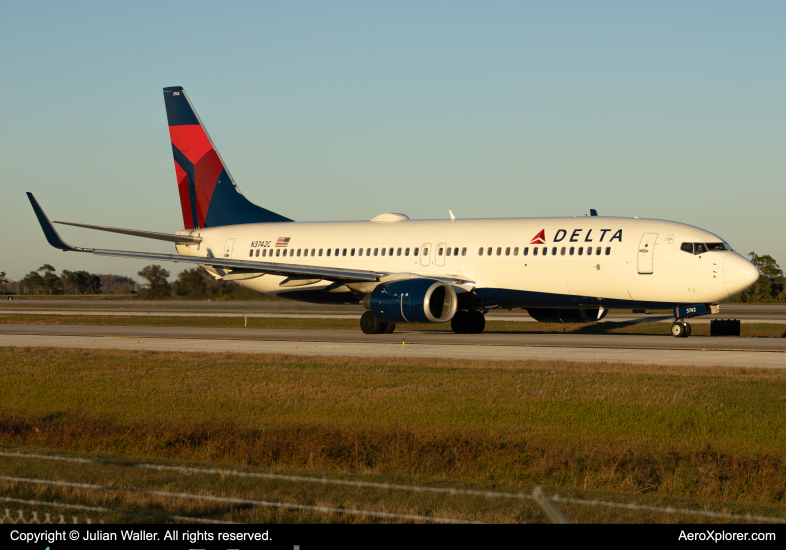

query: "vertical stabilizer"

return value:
[163, 86, 292, 229]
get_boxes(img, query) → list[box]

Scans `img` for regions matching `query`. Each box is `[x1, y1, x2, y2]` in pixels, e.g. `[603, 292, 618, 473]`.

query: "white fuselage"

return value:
[175, 216, 758, 309]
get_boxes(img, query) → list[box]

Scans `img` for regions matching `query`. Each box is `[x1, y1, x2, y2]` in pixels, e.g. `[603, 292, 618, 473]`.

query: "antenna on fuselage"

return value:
[449, 210, 455, 221]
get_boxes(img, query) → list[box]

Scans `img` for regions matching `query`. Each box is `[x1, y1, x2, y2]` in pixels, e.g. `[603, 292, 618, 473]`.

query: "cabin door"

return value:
[224, 238, 235, 258]
[420, 243, 431, 266]
[637, 233, 657, 274]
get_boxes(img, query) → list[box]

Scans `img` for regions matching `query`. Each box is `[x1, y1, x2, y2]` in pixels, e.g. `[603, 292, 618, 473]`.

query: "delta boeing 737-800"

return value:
[28, 86, 759, 337]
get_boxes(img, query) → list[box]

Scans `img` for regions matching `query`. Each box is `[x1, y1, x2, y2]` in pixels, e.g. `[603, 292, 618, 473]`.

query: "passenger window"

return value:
[335, 248, 339, 256]
[552, 247, 557, 255]
[587, 246, 592, 256]
[319, 249, 323, 257]
[291, 249, 295, 257]
[381, 248, 386, 256]
[681, 243, 693, 254]
[374, 248, 378, 256]
[478, 247, 483, 256]
[276, 249, 281, 257]
[358, 248, 362, 256]
[533, 247, 538, 256]
[446, 247, 451, 256]
[513, 247, 518, 256]
[367, 248, 371, 255]
[326, 249, 331, 257]
[578, 247, 584, 256]
[423, 248, 428, 256]
[389, 248, 394, 256]
[351, 248, 355, 256]
[262, 249, 266, 257]
[560, 247, 565, 255]
[397, 248, 402, 256]
[454, 247, 459, 256]
[438, 248, 443, 256]
[497, 247, 502, 256]
[343, 249, 347, 256]
[462, 247, 467, 256]
[505, 247, 510, 256]
[569, 247, 574, 255]
[487, 247, 492, 256]
[543, 247, 548, 256]
[523, 247, 529, 256]
[605, 247, 611, 255]
[405, 248, 410, 256]
[414, 248, 419, 255]
[297, 249, 301, 257]
[596, 246, 601, 255]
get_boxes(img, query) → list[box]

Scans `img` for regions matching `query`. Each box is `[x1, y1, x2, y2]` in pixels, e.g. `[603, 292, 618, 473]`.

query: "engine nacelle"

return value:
[369, 279, 458, 324]
[526, 308, 608, 323]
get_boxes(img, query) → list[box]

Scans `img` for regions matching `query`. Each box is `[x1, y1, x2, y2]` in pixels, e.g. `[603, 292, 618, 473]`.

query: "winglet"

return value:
[26, 193, 91, 252]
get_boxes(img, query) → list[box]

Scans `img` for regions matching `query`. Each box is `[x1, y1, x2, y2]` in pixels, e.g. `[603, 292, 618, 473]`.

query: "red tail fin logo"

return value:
[530, 229, 546, 244]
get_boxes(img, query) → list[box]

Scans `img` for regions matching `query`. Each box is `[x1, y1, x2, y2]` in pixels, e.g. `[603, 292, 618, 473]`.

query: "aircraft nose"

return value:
[724, 253, 759, 294]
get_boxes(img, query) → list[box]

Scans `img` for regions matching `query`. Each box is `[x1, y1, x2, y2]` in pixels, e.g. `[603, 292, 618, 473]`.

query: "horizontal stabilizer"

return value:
[53, 221, 202, 245]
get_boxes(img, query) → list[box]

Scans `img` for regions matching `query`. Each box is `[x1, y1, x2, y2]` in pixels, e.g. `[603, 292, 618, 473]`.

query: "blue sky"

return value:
[1, 1, 784, 280]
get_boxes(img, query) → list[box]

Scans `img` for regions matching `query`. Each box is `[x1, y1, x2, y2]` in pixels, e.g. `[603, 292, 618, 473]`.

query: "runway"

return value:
[2, 324, 785, 368]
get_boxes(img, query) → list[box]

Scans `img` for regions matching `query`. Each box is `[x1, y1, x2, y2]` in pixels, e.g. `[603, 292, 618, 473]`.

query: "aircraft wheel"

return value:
[671, 321, 685, 338]
[383, 323, 396, 334]
[684, 323, 692, 338]
[451, 311, 471, 334]
[361, 312, 385, 334]
[468, 311, 486, 334]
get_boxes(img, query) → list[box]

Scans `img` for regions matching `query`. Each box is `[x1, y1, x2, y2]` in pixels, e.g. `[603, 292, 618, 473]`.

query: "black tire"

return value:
[684, 323, 692, 338]
[360, 311, 384, 334]
[451, 311, 471, 334]
[383, 323, 396, 334]
[468, 311, 486, 334]
[671, 322, 685, 338]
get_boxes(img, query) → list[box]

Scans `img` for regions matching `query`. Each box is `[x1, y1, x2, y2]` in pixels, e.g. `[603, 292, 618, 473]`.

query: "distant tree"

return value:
[19, 271, 44, 294]
[37, 264, 60, 294]
[0, 272, 7, 294]
[732, 252, 784, 303]
[174, 267, 217, 299]
[137, 265, 171, 299]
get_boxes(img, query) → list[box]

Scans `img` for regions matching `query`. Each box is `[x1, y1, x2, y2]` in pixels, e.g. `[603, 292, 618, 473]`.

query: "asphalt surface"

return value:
[1, 324, 785, 368]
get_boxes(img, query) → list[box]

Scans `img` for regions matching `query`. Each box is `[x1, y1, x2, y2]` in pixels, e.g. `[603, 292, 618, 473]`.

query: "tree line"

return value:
[0, 264, 260, 300]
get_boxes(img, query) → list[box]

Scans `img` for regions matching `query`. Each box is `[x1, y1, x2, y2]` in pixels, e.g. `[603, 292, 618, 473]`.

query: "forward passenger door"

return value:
[637, 233, 657, 274]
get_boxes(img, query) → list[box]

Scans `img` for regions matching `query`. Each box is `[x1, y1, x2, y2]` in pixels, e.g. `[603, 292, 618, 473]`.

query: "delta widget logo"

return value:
[530, 230, 546, 244]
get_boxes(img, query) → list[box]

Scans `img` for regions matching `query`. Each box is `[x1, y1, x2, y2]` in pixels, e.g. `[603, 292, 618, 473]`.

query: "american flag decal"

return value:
[276, 237, 291, 248]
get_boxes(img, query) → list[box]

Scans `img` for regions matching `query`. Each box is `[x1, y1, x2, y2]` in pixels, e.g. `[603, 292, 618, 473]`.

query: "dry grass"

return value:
[1, 313, 785, 337]
[1, 347, 786, 523]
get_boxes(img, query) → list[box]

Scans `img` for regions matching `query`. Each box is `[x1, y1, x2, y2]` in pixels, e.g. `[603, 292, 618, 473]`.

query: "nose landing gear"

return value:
[671, 320, 692, 338]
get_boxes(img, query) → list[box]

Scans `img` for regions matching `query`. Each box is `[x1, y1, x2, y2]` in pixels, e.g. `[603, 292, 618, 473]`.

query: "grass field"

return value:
[1, 347, 785, 523]
[1, 313, 785, 338]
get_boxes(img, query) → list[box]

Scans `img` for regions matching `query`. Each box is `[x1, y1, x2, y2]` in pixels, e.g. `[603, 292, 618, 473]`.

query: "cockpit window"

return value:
[682, 242, 727, 255]
[680, 243, 694, 254]
[706, 242, 728, 251]
[694, 243, 707, 254]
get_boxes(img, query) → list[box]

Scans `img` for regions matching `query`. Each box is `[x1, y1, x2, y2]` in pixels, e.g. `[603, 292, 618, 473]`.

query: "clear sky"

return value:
[1, 1, 784, 281]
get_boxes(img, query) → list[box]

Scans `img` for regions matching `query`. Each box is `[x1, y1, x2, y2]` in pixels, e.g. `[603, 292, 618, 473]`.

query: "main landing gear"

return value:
[360, 311, 396, 335]
[450, 310, 486, 334]
[671, 319, 692, 338]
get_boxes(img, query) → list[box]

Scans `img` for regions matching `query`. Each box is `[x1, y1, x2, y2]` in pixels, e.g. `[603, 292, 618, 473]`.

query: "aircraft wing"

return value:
[27, 193, 378, 284]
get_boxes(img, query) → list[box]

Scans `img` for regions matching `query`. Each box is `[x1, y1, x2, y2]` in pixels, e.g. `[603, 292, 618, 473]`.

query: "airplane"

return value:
[28, 86, 760, 338]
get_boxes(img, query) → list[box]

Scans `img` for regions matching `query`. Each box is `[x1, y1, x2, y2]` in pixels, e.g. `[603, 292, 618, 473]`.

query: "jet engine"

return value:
[368, 279, 458, 324]
[526, 308, 608, 323]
